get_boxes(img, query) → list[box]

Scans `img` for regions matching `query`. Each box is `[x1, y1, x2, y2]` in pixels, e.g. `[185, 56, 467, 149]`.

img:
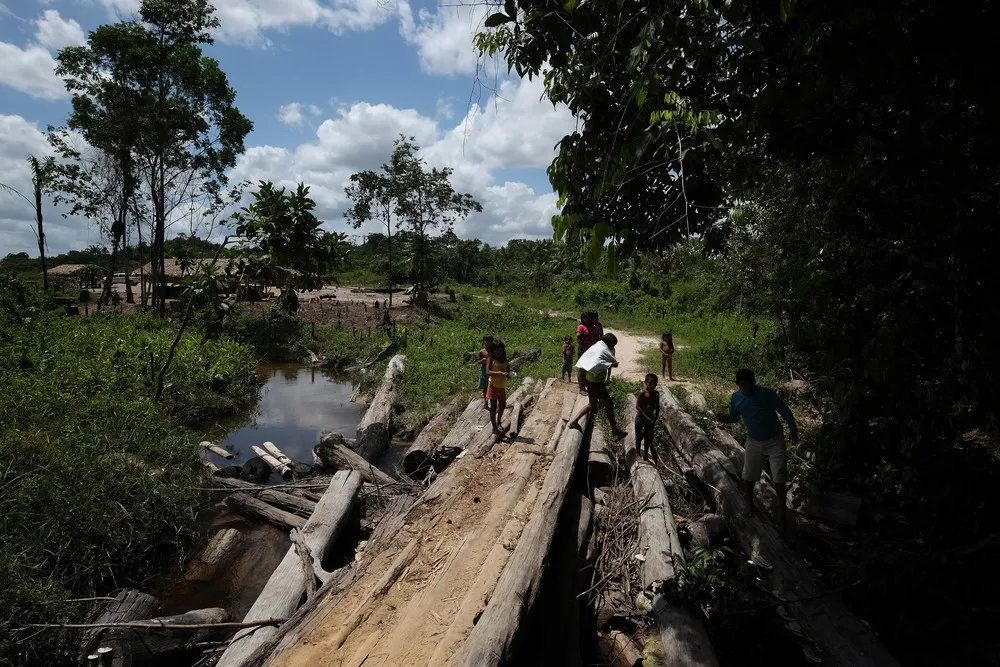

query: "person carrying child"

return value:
[659, 332, 675, 381]
[561, 336, 575, 382]
[635, 374, 660, 460]
[486, 340, 511, 437]
[477, 335, 494, 409]
[568, 333, 628, 439]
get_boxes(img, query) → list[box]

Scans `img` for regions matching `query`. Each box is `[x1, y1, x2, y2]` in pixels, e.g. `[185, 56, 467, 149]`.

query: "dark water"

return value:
[150, 365, 366, 619]
[206, 364, 365, 479]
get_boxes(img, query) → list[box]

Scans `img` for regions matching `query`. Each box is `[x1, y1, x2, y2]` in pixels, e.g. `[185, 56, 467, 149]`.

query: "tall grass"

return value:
[0, 311, 259, 663]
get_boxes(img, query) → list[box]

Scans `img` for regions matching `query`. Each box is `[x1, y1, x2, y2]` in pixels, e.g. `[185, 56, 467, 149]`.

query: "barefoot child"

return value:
[660, 332, 675, 381]
[714, 368, 799, 534]
[568, 333, 628, 439]
[576, 312, 595, 393]
[486, 341, 511, 437]
[477, 335, 494, 409]
[561, 336, 575, 382]
[636, 374, 660, 460]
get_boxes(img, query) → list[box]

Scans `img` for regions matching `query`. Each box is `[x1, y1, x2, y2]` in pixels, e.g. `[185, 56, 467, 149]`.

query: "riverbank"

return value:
[0, 292, 260, 664]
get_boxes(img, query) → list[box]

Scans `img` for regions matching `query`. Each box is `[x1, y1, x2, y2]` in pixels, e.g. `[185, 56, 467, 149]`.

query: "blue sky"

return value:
[0, 0, 574, 254]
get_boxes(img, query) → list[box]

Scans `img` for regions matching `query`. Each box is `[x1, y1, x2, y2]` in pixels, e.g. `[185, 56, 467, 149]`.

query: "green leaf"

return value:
[636, 86, 647, 108]
[780, 0, 794, 22]
[563, 0, 578, 13]
[485, 13, 513, 28]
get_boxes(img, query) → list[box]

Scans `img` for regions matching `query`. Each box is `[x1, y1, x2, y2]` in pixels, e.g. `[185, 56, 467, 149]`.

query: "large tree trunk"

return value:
[354, 355, 406, 462]
[226, 493, 306, 531]
[314, 433, 397, 486]
[185, 528, 243, 582]
[624, 396, 718, 667]
[34, 181, 47, 293]
[217, 471, 363, 667]
[80, 606, 228, 667]
[79, 589, 159, 664]
[587, 419, 614, 488]
[402, 401, 462, 476]
[658, 389, 899, 667]
[450, 396, 592, 667]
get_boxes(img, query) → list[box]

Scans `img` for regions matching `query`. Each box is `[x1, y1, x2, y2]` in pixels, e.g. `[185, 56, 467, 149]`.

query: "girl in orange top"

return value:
[660, 332, 675, 381]
[486, 341, 511, 437]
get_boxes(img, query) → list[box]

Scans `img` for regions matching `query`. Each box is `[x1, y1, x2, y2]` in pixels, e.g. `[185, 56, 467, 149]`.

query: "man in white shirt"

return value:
[568, 334, 628, 439]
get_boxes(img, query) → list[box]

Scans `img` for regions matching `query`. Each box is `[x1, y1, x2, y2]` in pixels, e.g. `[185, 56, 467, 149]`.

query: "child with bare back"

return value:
[636, 374, 660, 461]
[659, 332, 675, 381]
[561, 336, 575, 382]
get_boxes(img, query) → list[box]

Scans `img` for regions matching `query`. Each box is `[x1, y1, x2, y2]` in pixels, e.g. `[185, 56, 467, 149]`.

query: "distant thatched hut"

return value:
[48, 263, 103, 289]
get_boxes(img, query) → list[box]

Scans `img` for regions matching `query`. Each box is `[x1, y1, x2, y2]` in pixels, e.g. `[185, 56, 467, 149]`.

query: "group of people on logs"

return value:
[474, 312, 799, 533]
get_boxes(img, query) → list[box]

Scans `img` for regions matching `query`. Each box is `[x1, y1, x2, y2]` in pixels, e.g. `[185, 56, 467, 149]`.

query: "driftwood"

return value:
[216, 470, 363, 666]
[401, 401, 460, 476]
[508, 346, 542, 373]
[659, 389, 899, 667]
[185, 528, 243, 582]
[314, 433, 396, 485]
[624, 395, 718, 667]
[211, 477, 317, 516]
[226, 493, 306, 531]
[354, 354, 406, 462]
[251, 445, 293, 480]
[260, 441, 294, 467]
[587, 422, 614, 488]
[79, 589, 159, 665]
[79, 607, 229, 666]
[450, 399, 592, 667]
[200, 440, 233, 459]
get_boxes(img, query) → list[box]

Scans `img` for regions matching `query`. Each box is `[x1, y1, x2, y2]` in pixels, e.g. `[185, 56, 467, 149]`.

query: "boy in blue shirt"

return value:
[715, 368, 798, 533]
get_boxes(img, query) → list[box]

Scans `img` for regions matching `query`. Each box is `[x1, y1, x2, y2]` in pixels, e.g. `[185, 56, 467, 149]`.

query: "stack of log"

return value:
[353, 354, 405, 462]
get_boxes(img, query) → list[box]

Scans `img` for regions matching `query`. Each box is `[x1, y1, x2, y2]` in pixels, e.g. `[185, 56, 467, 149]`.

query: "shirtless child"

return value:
[636, 374, 660, 460]
[477, 335, 494, 409]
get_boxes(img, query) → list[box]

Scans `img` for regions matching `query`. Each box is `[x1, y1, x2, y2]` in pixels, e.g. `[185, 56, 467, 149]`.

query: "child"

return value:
[576, 312, 594, 393]
[636, 374, 660, 460]
[561, 336, 575, 382]
[486, 340, 511, 437]
[659, 332, 675, 381]
[477, 335, 494, 409]
[592, 311, 605, 341]
[568, 333, 628, 439]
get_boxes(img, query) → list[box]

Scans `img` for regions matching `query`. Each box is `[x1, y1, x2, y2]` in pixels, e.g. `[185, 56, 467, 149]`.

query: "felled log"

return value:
[687, 514, 729, 550]
[469, 379, 536, 458]
[185, 528, 244, 582]
[508, 346, 542, 373]
[623, 395, 718, 667]
[226, 493, 306, 531]
[261, 441, 293, 467]
[788, 482, 863, 527]
[212, 478, 317, 516]
[354, 354, 406, 462]
[659, 389, 899, 667]
[450, 400, 592, 667]
[314, 433, 397, 486]
[400, 400, 459, 476]
[80, 607, 228, 667]
[79, 589, 159, 664]
[216, 470, 363, 667]
[251, 445, 292, 480]
[200, 440, 233, 459]
[596, 630, 645, 667]
[587, 421, 614, 488]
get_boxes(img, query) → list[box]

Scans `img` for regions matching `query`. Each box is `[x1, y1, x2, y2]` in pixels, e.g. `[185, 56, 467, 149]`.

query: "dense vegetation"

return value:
[0, 268, 258, 663]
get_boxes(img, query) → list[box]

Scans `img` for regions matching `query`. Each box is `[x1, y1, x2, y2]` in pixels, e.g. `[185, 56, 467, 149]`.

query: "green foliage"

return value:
[0, 305, 258, 662]
[682, 546, 735, 608]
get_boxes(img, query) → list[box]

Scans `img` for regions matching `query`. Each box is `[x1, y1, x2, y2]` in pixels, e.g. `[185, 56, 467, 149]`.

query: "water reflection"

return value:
[210, 364, 364, 473]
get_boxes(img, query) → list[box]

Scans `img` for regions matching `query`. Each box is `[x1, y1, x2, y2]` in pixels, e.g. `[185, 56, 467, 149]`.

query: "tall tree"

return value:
[56, 0, 253, 316]
[345, 164, 400, 307]
[0, 157, 56, 293]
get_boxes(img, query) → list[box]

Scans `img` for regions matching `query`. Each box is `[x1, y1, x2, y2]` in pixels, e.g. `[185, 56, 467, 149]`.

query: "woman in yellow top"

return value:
[486, 340, 511, 437]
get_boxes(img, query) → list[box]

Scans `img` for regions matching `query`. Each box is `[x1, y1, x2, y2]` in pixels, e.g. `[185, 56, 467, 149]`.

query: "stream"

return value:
[148, 364, 390, 621]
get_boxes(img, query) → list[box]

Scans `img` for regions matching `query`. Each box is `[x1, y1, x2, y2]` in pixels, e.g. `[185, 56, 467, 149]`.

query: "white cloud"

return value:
[0, 9, 88, 101]
[278, 103, 307, 126]
[35, 10, 86, 50]
[398, 1, 492, 76]
[231, 75, 574, 246]
[308, 104, 322, 116]
[435, 97, 455, 120]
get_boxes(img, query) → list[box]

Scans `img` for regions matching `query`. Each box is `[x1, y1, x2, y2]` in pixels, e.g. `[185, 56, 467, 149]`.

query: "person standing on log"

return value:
[477, 335, 495, 409]
[576, 312, 596, 393]
[714, 368, 799, 533]
[569, 333, 628, 439]
[636, 374, 660, 460]
[486, 340, 511, 437]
